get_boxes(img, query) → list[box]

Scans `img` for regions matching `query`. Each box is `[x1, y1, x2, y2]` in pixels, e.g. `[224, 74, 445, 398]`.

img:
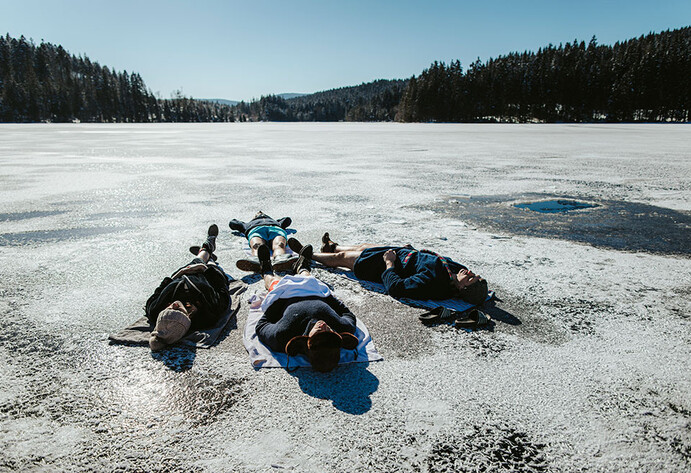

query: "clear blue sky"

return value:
[2, 0, 689, 101]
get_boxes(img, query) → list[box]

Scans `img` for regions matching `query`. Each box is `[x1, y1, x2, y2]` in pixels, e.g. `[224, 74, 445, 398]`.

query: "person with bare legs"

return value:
[146, 224, 232, 351]
[253, 242, 358, 372]
[288, 233, 489, 306]
[228, 211, 297, 272]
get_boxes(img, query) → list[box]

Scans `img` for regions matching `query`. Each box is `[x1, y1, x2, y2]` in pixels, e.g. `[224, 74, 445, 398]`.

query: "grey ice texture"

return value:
[0, 123, 689, 472]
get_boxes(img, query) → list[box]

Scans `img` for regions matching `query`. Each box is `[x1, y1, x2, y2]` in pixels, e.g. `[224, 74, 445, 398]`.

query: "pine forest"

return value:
[0, 27, 688, 123]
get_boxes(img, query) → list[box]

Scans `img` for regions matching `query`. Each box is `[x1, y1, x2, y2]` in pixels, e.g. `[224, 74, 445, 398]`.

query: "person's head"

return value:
[285, 320, 359, 372]
[254, 210, 267, 219]
[149, 301, 192, 351]
[452, 269, 488, 306]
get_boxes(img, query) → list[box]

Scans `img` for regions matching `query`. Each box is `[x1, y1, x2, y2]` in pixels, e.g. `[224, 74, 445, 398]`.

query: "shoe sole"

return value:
[189, 246, 218, 261]
[236, 258, 261, 272]
[292, 245, 313, 273]
[419, 307, 454, 323]
[287, 238, 303, 253]
[455, 310, 491, 329]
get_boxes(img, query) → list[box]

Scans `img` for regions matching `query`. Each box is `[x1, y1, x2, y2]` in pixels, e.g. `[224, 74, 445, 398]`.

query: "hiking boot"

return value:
[287, 237, 304, 254]
[321, 232, 338, 253]
[189, 224, 219, 261]
[203, 224, 218, 253]
[292, 244, 313, 274]
[257, 243, 273, 275]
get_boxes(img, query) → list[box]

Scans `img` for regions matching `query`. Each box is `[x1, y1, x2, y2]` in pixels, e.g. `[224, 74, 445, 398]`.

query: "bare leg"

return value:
[272, 236, 287, 256]
[321, 232, 378, 252]
[312, 250, 362, 270]
[196, 248, 211, 264]
[249, 236, 268, 256]
[263, 274, 282, 291]
[334, 243, 378, 252]
[329, 243, 359, 251]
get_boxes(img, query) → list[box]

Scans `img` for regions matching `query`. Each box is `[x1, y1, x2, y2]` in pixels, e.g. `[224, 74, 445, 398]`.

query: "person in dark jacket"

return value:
[145, 224, 231, 350]
[229, 211, 292, 256]
[254, 243, 358, 372]
[288, 234, 488, 306]
[229, 211, 297, 272]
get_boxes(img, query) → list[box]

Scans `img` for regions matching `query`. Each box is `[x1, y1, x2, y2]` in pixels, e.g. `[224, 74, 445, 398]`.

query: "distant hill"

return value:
[198, 95, 305, 105]
[233, 79, 408, 122]
[277, 93, 308, 100]
[199, 98, 239, 106]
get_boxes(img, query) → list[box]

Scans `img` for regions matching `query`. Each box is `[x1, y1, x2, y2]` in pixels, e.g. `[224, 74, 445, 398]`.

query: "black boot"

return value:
[321, 232, 338, 253]
[189, 224, 219, 261]
[292, 244, 313, 275]
[287, 237, 303, 254]
[203, 224, 219, 253]
[257, 243, 273, 275]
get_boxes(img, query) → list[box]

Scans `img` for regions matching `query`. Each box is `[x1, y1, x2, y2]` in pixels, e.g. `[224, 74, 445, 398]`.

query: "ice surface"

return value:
[0, 123, 689, 472]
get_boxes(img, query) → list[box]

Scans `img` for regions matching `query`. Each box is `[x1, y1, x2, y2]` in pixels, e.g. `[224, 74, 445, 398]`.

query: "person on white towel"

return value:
[254, 242, 358, 372]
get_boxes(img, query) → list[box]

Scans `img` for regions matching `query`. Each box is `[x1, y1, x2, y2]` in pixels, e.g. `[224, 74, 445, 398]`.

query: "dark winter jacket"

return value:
[228, 213, 292, 237]
[353, 246, 467, 300]
[145, 261, 230, 331]
[256, 295, 356, 353]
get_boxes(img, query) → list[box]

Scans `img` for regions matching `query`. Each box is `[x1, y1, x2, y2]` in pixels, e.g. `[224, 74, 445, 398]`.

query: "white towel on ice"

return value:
[243, 291, 383, 369]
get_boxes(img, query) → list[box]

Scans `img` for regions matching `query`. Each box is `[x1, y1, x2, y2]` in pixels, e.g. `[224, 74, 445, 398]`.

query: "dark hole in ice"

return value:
[514, 199, 597, 213]
[421, 194, 691, 256]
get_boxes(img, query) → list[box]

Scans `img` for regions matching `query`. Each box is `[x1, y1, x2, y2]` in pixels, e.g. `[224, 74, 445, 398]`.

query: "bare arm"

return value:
[171, 263, 207, 279]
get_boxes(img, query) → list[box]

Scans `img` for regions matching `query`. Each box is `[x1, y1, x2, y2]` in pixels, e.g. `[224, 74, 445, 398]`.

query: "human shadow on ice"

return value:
[151, 345, 197, 372]
[481, 297, 521, 326]
[290, 363, 379, 415]
[241, 273, 263, 285]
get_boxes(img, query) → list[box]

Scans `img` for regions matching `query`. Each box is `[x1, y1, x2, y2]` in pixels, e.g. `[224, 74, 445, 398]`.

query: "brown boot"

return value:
[321, 232, 338, 253]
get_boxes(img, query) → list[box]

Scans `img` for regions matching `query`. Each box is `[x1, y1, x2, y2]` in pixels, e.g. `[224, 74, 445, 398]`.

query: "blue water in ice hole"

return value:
[514, 200, 598, 213]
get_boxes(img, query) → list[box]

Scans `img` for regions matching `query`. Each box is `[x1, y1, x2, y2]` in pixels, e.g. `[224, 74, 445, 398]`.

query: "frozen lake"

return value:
[0, 123, 689, 472]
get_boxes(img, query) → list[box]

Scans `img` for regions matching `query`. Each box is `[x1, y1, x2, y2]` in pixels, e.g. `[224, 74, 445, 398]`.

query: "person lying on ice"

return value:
[228, 211, 297, 271]
[145, 224, 231, 351]
[287, 233, 488, 306]
[254, 241, 358, 372]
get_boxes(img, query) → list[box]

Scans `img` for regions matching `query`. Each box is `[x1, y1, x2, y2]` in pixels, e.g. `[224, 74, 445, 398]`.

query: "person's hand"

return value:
[184, 263, 207, 274]
[383, 249, 397, 268]
[168, 300, 188, 314]
[172, 263, 207, 278]
[456, 268, 480, 288]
